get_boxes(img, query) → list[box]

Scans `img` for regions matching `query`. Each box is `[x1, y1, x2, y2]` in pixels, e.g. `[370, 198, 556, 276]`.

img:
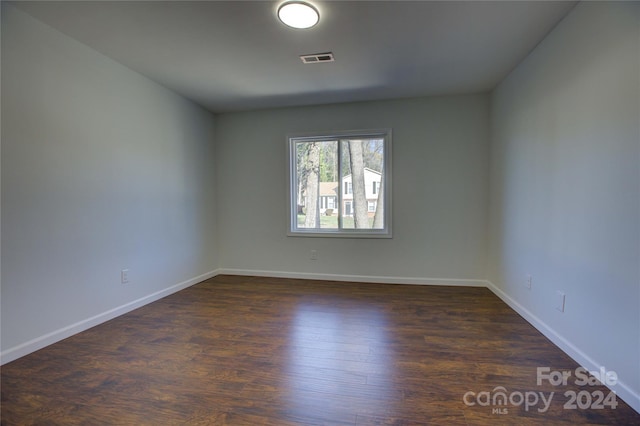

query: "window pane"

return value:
[295, 140, 338, 229]
[340, 138, 384, 229]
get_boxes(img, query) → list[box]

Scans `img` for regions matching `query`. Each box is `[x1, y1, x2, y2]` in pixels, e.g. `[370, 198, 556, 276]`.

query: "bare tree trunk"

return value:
[304, 142, 320, 228]
[372, 179, 384, 229]
[348, 140, 370, 228]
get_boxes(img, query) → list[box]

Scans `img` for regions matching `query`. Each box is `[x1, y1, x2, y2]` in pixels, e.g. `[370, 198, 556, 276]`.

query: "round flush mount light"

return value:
[278, 1, 319, 29]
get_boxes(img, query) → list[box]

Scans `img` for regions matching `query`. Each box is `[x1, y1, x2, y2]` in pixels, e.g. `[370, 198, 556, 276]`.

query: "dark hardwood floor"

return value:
[2, 275, 638, 425]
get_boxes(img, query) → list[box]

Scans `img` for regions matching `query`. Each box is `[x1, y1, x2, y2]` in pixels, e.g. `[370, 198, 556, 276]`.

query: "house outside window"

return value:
[288, 129, 392, 237]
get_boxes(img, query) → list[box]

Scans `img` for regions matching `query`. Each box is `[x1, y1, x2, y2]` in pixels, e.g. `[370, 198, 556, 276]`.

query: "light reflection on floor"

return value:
[281, 299, 399, 423]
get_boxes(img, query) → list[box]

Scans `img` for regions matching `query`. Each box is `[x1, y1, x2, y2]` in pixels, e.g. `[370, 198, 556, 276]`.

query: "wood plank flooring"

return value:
[2, 275, 639, 425]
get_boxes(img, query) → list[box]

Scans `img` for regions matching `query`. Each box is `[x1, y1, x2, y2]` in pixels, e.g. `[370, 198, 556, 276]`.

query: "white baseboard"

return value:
[0, 269, 221, 365]
[485, 280, 640, 415]
[217, 268, 487, 287]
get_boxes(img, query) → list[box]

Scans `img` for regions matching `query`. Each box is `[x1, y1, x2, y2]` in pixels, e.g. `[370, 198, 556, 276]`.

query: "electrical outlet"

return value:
[555, 291, 565, 312]
[121, 269, 130, 284]
[526, 274, 532, 289]
[310, 250, 318, 260]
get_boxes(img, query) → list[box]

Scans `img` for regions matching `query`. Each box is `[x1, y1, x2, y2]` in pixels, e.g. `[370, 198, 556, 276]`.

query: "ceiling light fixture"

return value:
[277, 1, 319, 29]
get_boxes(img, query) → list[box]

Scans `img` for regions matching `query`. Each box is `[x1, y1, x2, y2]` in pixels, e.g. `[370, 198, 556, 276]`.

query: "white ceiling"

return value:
[12, 0, 578, 113]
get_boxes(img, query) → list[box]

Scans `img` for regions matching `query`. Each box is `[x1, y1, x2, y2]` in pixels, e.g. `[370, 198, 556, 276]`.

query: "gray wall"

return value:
[1, 5, 218, 360]
[216, 95, 490, 283]
[488, 1, 639, 407]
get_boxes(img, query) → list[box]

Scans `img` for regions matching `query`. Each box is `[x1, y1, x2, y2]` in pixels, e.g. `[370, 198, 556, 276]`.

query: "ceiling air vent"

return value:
[300, 52, 335, 64]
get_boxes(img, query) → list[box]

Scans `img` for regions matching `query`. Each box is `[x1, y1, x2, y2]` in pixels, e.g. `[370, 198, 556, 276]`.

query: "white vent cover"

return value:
[300, 52, 335, 64]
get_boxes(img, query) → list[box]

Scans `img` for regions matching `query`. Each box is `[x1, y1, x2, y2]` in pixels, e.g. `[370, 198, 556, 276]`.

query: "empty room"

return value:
[1, 0, 639, 424]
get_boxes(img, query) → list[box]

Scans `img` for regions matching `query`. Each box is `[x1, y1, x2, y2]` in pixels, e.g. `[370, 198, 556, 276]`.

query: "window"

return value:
[344, 200, 352, 216]
[288, 129, 392, 237]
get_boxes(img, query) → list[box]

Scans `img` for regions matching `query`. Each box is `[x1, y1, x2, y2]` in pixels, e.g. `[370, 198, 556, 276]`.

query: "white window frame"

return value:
[287, 128, 392, 238]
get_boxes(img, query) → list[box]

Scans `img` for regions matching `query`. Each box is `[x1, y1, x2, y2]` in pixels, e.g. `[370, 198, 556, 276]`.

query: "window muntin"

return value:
[288, 129, 392, 237]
